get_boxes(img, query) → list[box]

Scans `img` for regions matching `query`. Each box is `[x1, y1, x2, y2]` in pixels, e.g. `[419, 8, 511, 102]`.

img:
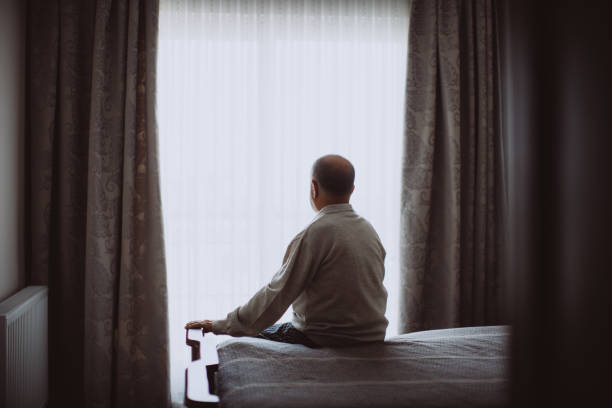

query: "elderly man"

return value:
[185, 154, 388, 347]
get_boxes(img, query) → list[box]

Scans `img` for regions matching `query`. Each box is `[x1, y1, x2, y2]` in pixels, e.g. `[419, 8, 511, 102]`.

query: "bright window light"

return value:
[157, 0, 409, 402]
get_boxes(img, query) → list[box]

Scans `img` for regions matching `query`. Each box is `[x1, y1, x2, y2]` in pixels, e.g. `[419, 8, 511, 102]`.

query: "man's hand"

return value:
[185, 320, 213, 333]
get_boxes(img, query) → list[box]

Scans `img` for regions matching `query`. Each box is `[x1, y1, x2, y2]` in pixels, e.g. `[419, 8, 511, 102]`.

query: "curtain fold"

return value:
[26, 1, 169, 407]
[399, 0, 502, 333]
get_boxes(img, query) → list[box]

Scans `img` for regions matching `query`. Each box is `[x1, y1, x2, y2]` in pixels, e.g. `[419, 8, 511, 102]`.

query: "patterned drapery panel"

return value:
[26, 1, 169, 406]
[400, 0, 503, 333]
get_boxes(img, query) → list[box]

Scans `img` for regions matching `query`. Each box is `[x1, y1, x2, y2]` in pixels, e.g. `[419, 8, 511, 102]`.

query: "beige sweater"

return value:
[212, 203, 388, 346]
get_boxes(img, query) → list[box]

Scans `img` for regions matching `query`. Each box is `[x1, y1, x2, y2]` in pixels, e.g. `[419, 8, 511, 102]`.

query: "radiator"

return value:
[0, 286, 48, 408]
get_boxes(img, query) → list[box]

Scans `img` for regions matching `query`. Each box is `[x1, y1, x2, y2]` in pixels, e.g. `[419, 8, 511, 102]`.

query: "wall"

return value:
[0, 0, 25, 302]
[498, 0, 612, 405]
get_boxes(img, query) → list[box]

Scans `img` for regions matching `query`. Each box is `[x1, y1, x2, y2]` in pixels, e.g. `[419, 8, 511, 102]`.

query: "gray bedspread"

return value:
[216, 325, 510, 408]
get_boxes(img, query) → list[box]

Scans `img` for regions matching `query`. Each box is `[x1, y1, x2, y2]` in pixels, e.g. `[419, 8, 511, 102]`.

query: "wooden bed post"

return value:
[184, 329, 220, 407]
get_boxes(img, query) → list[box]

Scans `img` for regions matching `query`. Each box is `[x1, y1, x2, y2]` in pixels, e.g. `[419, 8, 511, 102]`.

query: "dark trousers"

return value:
[256, 322, 320, 348]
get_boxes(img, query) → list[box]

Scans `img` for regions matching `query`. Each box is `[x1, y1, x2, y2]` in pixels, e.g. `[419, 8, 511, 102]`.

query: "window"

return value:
[157, 0, 409, 402]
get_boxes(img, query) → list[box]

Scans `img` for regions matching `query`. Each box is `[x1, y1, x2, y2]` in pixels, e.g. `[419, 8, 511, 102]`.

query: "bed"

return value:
[185, 325, 510, 407]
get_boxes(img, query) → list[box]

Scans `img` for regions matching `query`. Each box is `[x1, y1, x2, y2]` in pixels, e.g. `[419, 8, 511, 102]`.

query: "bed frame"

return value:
[184, 329, 220, 407]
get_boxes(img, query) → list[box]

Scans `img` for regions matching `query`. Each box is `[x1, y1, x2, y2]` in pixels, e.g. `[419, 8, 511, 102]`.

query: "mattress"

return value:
[216, 325, 510, 408]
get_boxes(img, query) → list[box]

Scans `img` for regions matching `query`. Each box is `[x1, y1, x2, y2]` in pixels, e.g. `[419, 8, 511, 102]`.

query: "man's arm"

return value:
[186, 230, 317, 336]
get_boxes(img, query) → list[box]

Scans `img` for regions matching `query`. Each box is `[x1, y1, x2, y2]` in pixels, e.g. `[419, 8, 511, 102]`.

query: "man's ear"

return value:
[350, 185, 355, 194]
[311, 179, 319, 199]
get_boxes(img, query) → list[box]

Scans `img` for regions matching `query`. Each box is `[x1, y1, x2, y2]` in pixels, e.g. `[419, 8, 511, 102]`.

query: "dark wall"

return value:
[498, 0, 612, 405]
[0, 0, 26, 302]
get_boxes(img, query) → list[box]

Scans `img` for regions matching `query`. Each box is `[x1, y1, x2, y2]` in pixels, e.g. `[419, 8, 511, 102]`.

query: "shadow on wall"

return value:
[0, 0, 26, 302]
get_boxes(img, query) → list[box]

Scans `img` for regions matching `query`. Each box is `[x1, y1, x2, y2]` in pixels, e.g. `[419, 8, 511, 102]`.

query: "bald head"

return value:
[311, 154, 355, 197]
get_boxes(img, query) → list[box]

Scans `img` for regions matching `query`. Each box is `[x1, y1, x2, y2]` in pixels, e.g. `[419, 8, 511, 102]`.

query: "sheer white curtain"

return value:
[157, 0, 409, 402]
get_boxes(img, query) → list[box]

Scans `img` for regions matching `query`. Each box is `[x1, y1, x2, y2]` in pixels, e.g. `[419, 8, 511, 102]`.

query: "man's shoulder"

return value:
[304, 211, 338, 233]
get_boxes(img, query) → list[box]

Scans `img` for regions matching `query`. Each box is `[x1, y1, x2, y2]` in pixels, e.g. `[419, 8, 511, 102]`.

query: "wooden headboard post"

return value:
[184, 329, 220, 407]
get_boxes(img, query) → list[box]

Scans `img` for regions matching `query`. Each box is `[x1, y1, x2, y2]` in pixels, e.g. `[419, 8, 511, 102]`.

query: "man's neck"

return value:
[317, 199, 350, 211]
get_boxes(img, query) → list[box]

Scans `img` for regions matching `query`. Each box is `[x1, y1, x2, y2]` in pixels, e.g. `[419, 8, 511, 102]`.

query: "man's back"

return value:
[291, 203, 388, 346]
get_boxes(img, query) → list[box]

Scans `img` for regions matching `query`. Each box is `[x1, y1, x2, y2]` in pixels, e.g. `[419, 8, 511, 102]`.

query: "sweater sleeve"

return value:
[211, 230, 317, 336]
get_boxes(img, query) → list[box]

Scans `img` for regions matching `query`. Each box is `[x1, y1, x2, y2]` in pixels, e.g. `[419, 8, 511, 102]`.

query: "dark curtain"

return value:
[26, 0, 169, 406]
[498, 0, 612, 405]
[399, 0, 503, 333]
